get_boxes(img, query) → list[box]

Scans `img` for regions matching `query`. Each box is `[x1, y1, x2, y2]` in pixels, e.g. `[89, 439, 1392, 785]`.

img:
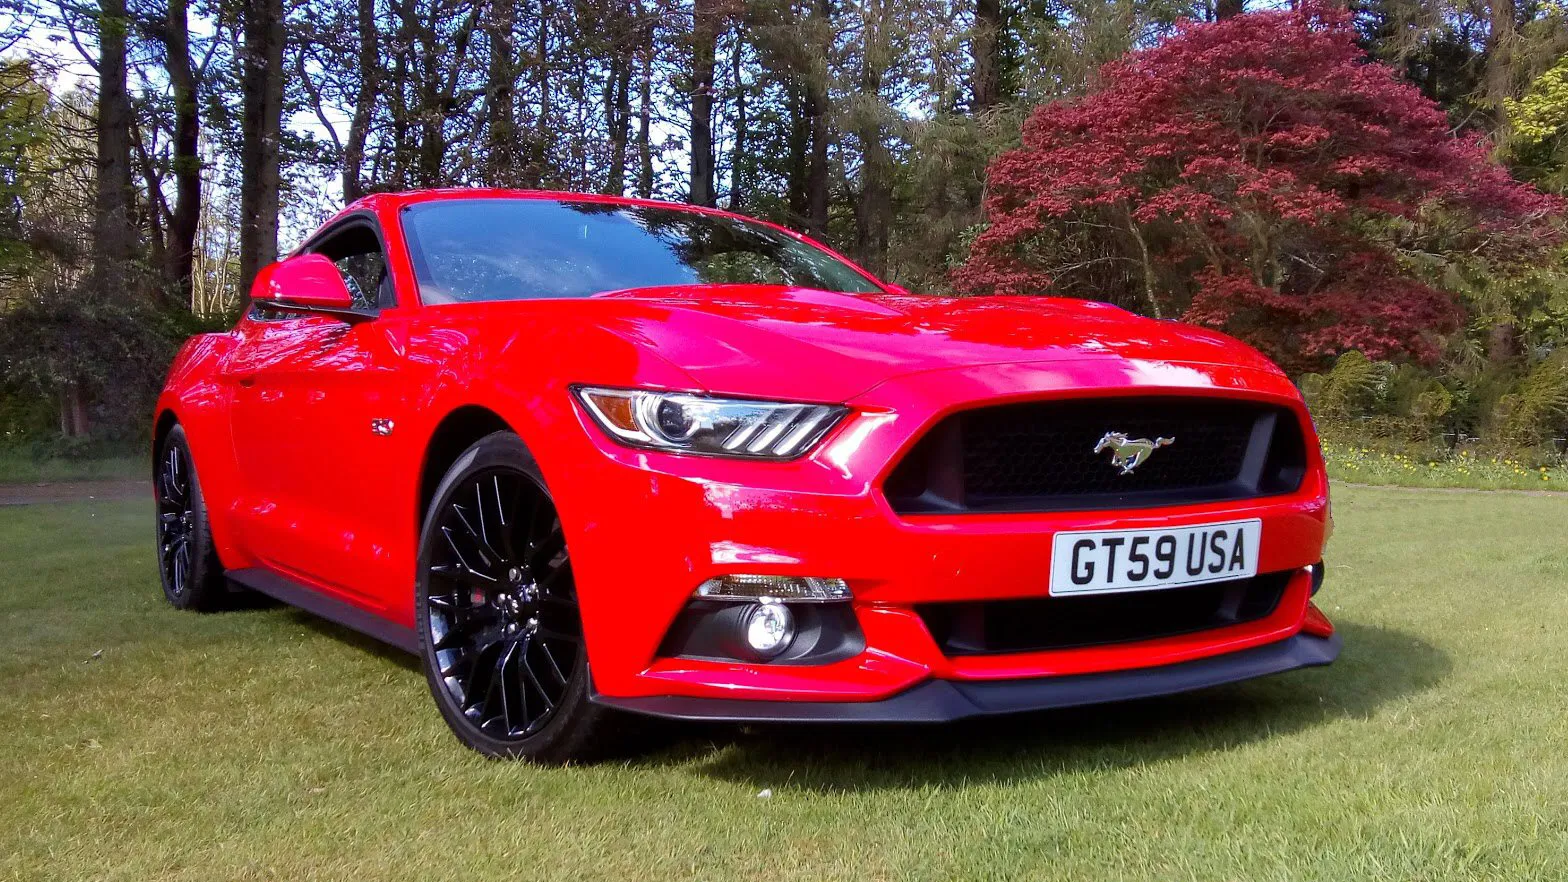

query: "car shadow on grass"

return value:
[277, 607, 424, 673]
[669, 621, 1448, 792]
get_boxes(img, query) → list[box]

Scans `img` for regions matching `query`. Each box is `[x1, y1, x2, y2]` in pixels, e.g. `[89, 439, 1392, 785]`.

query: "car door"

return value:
[225, 218, 411, 613]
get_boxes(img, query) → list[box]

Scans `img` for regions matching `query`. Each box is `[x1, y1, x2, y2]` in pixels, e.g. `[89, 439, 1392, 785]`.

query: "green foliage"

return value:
[1492, 349, 1568, 451]
[1506, 49, 1568, 193]
[0, 60, 56, 283]
[1304, 345, 1568, 462]
[1508, 54, 1568, 144]
[0, 292, 184, 447]
[1301, 352, 1395, 423]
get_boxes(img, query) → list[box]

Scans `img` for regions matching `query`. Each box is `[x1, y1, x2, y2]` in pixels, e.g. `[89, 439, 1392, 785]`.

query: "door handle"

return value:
[236, 374, 256, 388]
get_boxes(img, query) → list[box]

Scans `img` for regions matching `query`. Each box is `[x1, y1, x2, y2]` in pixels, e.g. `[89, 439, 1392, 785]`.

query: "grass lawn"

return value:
[3, 486, 1566, 881]
[0, 453, 146, 485]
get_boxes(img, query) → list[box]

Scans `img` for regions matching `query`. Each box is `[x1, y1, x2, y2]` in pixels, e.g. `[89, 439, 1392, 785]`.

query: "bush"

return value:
[1491, 350, 1568, 452]
[1302, 348, 1568, 466]
[0, 291, 190, 454]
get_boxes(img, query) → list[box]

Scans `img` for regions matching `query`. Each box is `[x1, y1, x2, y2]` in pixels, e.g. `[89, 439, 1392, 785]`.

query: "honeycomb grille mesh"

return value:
[960, 399, 1256, 499]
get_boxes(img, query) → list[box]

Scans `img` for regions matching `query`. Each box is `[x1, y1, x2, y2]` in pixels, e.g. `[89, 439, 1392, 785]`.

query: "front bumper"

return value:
[548, 358, 1335, 709]
[594, 630, 1341, 722]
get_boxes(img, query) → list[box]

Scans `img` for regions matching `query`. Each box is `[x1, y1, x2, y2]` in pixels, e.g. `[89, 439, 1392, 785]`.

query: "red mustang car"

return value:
[153, 189, 1338, 761]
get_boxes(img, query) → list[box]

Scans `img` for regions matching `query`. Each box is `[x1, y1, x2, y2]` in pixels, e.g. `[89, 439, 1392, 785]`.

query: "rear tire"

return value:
[155, 424, 226, 610]
[415, 431, 622, 762]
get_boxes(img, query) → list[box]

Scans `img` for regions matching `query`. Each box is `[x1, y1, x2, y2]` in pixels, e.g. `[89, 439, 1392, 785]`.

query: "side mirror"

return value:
[250, 254, 375, 322]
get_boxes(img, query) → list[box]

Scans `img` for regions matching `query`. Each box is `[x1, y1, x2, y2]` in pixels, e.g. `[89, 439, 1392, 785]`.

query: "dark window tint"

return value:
[401, 198, 883, 304]
[247, 222, 391, 321]
[311, 223, 391, 310]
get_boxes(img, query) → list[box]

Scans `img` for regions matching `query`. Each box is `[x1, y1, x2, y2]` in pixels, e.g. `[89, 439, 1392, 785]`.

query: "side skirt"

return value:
[227, 567, 419, 654]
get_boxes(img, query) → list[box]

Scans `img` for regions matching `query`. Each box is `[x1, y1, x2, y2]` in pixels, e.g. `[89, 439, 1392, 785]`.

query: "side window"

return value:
[310, 223, 393, 311]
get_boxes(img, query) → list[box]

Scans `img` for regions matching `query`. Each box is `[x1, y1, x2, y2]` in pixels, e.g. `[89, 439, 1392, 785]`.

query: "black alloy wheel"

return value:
[155, 424, 225, 610]
[157, 442, 195, 596]
[416, 432, 619, 761]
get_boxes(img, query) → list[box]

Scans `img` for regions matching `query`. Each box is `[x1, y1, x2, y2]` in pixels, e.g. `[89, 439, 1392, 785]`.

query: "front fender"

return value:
[153, 331, 249, 569]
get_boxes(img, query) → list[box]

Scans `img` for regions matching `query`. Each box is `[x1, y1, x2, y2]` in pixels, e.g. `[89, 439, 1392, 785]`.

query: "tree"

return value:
[971, 0, 1005, 110]
[92, 0, 136, 302]
[848, 0, 897, 276]
[237, 0, 284, 298]
[0, 61, 54, 282]
[160, 0, 202, 308]
[345, 0, 379, 200]
[688, 0, 721, 206]
[954, 3, 1564, 369]
[803, 0, 831, 236]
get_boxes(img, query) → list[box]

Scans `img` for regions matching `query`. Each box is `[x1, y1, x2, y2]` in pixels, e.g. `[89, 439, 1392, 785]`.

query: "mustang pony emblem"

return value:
[1094, 432, 1174, 475]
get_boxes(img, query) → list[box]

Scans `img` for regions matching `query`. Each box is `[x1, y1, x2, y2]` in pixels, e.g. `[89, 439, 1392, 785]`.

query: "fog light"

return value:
[696, 574, 850, 602]
[744, 601, 795, 657]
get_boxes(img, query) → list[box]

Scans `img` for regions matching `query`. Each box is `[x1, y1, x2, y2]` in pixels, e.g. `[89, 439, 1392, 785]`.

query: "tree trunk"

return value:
[528, 0, 553, 187]
[805, 0, 831, 237]
[729, 35, 746, 210]
[1485, 0, 1517, 126]
[343, 0, 377, 201]
[853, 0, 891, 276]
[786, 82, 808, 225]
[388, 0, 411, 187]
[689, 0, 719, 206]
[1214, 0, 1244, 19]
[971, 0, 1004, 110]
[415, 6, 443, 186]
[164, 0, 201, 310]
[485, 0, 519, 186]
[92, 0, 136, 300]
[60, 384, 89, 438]
[238, 0, 285, 303]
[636, 30, 654, 198]
[605, 46, 632, 196]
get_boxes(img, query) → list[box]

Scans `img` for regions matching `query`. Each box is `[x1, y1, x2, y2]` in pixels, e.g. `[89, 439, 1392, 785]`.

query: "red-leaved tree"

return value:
[952, 3, 1564, 369]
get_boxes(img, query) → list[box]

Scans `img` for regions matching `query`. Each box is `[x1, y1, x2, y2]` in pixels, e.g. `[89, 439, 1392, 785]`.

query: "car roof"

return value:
[336, 188, 757, 225]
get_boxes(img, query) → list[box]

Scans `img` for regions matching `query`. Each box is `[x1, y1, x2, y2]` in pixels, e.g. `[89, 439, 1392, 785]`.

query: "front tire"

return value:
[415, 431, 619, 762]
[155, 424, 226, 610]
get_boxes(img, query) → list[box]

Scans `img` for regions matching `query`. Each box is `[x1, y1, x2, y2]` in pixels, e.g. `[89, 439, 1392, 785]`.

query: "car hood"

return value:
[583, 285, 1284, 402]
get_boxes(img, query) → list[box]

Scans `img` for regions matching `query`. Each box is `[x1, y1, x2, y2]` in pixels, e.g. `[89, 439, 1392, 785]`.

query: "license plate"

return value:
[1049, 519, 1261, 596]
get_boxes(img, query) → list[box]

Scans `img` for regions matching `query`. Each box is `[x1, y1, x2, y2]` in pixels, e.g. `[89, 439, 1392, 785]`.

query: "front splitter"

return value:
[592, 631, 1342, 723]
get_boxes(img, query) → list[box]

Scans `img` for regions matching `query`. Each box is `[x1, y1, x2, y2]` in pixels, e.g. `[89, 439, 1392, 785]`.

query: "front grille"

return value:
[884, 396, 1306, 513]
[917, 571, 1291, 656]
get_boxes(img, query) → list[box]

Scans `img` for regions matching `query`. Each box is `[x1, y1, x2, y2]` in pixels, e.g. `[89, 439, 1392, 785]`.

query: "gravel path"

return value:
[0, 480, 147, 506]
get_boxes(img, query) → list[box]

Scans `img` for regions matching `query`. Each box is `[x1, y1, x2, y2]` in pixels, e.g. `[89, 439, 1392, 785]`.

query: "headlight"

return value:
[573, 386, 848, 459]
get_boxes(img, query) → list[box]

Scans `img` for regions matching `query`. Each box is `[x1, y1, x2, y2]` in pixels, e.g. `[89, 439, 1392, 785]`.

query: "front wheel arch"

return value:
[152, 408, 179, 481]
[415, 405, 516, 545]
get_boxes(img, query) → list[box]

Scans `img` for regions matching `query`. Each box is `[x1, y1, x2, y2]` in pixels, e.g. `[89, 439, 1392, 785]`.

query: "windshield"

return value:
[401, 198, 884, 304]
